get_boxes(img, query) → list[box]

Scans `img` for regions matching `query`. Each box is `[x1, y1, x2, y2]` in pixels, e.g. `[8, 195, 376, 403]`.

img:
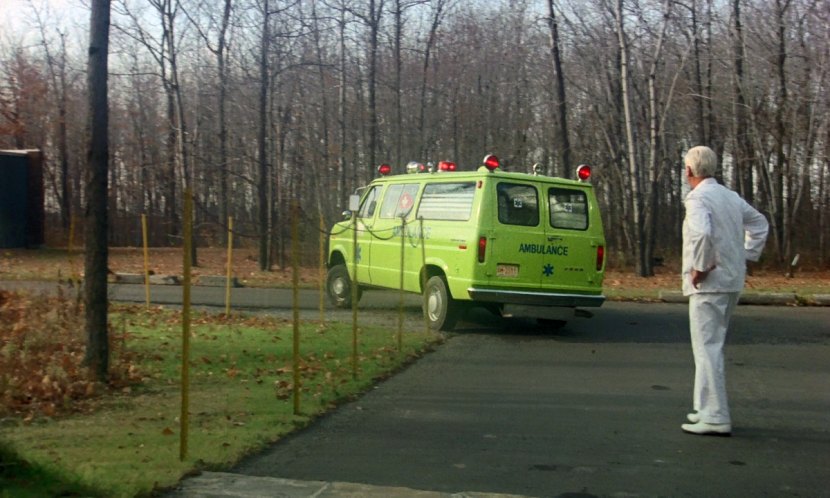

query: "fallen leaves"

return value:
[0, 291, 143, 420]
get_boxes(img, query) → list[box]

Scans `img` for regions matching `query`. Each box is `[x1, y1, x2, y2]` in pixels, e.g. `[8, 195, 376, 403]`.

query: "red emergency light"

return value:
[438, 160, 457, 172]
[406, 161, 426, 174]
[576, 164, 592, 182]
[378, 163, 392, 176]
[483, 154, 500, 171]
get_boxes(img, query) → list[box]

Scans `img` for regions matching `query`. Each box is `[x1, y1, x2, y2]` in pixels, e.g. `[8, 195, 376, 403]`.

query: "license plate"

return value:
[497, 264, 519, 277]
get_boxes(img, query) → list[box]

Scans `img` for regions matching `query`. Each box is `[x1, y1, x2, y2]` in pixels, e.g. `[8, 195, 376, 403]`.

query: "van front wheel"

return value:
[424, 276, 459, 331]
[327, 264, 361, 308]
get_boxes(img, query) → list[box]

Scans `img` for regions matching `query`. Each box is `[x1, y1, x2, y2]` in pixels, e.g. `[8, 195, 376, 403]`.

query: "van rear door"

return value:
[486, 181, 547, 289]
[539, 185, 601, 293]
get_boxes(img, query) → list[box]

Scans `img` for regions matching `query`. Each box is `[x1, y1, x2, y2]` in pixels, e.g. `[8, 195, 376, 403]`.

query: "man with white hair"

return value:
[681, 145, 769, 436]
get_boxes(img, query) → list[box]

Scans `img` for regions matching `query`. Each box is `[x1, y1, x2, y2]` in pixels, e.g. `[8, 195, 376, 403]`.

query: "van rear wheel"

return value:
[424, 276, 459, 331]
[327, 264, 361, 308]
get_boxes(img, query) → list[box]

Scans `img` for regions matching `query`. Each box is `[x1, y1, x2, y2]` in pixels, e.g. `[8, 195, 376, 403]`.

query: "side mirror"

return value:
[341, 210, 352, 220]
[348, 194, 360, 212]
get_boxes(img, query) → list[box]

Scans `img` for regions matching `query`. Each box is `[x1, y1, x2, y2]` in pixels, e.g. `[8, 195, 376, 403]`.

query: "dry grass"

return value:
[2, 247, 828, 295]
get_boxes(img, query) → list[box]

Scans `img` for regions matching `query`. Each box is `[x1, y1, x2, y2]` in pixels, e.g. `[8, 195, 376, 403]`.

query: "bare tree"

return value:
[31, 3, 73, 230]
[183, 0, 234, 241]
[614, 0, 647, 275]
[642, 0, 673, 277]
[417, 0, 449, 160]
[546, 0, 571, 177]
[84, 0, 111, 382]
[258, 0, 272, 270]
[391, 0, 422, 168]
[731, 0, 753, 202]
[5, 0, 830, 274]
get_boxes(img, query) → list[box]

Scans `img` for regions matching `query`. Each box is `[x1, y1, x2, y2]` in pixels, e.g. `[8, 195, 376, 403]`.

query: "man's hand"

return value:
[691, 267, 714, 289]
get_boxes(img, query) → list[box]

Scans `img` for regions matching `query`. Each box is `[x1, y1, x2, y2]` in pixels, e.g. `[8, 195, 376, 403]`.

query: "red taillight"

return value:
[576, 164, 592, 181]
[378, 163, 392, 175]
[478, 236, 487, 263]
[438, 160, 457, 172]
[483, 154, 499, 171]
[596, 245, 605, 271]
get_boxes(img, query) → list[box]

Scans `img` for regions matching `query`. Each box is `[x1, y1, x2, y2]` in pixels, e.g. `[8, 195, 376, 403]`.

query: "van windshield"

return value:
[379, 184, 420, 219]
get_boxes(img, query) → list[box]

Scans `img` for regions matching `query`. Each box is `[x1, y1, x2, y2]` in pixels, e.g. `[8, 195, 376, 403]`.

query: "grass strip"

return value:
[0, 308, 441, 497]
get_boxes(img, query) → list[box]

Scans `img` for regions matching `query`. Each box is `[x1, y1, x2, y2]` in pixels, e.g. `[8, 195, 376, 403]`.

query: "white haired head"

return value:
[684, 146, 717, 178]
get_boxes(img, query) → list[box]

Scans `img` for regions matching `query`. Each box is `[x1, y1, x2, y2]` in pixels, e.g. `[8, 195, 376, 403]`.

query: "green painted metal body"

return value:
[328, 167, 606, 313]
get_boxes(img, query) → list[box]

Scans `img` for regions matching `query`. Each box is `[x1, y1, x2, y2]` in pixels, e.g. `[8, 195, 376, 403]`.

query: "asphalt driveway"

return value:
[224, 303, 830, 497]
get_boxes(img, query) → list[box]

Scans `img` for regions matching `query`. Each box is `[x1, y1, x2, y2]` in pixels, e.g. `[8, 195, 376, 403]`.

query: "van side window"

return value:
[549, 188, 588, 230]
[417, 182, 475, 221]
[359, 186, 382, 219]
[497, 183, 539, 226]
[379, 183, 420, 219]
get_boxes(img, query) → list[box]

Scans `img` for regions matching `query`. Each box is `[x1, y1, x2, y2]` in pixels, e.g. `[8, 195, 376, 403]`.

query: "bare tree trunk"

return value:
[311, 0, 330, 222]
[820, 133, 828, 266]
[704, 0, 723, 172]
[731, 0, 753, 202]
[783, 7, 817, 276]
[164, 0, 196, 266]
[35, 13, 72, 230]
[258, 0, 271, 271]
[690, 0, 706, 145]
[614, 0, 646, 276]
[84, 0, 111, 382]
[643, 0, 672, 278]
[419, 0, 448, 160]
[394, 0, 403, 169]
[217, 0, 232, 243]
[367, 0, 382, 173]
[56, 34, 70, 231]
[774, 0, 791, 269]
[337, 6, 348, 202]
[546, 0, 571, 177]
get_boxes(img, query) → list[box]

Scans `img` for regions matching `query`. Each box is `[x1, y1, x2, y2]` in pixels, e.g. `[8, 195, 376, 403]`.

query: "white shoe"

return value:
[681, 421, 731, 436]
[687, 412, 700, 423]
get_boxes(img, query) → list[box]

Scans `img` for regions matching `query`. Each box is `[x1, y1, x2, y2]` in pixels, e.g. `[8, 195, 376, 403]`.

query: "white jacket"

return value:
[682, 178, 769, 296]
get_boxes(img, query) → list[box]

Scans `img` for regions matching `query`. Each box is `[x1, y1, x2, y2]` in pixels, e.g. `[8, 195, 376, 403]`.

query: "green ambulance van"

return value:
[326, 155, 606, 331]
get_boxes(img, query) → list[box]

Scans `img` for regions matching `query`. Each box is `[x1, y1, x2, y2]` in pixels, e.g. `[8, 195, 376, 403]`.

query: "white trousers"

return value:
[688, 292, 739, 424]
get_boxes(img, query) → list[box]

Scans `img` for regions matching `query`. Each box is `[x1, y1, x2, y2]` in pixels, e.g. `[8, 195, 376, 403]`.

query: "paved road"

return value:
[0, 280, 421, 312]
[221, 303, 830, 498]
[5, 281, 830, 497]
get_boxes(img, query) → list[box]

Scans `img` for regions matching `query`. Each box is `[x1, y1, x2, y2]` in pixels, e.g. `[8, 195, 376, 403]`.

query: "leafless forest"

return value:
[1, 0, 828, 276]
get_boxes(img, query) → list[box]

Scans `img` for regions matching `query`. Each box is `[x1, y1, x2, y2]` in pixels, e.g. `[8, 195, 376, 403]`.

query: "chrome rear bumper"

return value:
[467, 288, 605, 308]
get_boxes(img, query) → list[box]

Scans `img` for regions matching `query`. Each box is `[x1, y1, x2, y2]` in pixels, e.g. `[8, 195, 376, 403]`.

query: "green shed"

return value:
[0, 150, 44, 248]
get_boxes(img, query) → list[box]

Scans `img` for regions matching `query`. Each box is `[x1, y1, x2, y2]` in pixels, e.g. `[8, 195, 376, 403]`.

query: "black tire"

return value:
[326, 264, 361, 308]
[423, 275, 460, 331]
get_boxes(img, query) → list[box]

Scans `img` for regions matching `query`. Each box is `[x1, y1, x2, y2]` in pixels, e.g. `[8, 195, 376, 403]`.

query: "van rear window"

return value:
[497, 183, 539, 226]
[549, 188, 588, 230]
[417, 182, 475, 221]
